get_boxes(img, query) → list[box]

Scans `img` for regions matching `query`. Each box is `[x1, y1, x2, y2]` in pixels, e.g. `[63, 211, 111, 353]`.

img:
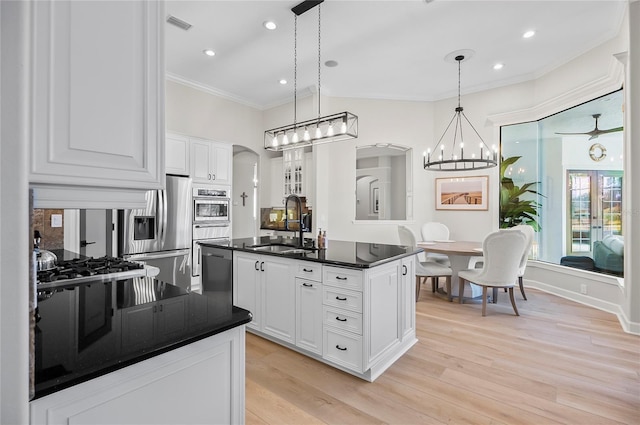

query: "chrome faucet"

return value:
[284, 194, 304, 248]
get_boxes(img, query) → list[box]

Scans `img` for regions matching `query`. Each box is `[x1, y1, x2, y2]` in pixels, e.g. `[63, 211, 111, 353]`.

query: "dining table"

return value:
[417, 240, 484, 299]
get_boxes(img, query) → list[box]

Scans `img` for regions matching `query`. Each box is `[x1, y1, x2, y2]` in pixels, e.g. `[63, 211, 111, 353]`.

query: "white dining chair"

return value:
[420, 222, 451, 265]
[507, 224, 535, 300]
[398, 225, 453, 300]
[458, 230, 526, 316]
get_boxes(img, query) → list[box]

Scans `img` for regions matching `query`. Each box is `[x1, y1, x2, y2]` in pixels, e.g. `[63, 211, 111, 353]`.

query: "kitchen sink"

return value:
[248, 244, 316, 255]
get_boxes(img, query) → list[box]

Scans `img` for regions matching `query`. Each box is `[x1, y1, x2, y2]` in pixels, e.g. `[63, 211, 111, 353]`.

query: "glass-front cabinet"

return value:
[283, 148, 305, 196]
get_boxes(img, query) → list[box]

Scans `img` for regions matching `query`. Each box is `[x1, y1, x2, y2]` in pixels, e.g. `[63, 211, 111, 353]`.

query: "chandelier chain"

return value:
[317, 3, 321, 119]
[294, 14, 297, 125]
[457, 57, 461, 109]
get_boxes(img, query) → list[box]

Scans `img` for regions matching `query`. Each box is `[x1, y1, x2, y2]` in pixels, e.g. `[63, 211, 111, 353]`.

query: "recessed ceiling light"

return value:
[523, 30, 536, 39]
[203, 49, 215, 57]
[263, 21, 277, 30]
[279, 79, 287, 85]
[325, 60, 338, 68]
[493, 63, 504, 70]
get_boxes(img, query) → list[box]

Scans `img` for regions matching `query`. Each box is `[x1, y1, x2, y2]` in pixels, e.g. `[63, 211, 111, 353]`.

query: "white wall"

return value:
[232, 150, 259, 239]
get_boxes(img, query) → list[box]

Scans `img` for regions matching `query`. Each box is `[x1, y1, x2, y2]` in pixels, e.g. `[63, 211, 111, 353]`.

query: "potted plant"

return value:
[499, 156, 543, 230]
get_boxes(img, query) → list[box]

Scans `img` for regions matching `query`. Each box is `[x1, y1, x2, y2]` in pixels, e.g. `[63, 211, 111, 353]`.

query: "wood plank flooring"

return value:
[245, 287, 640, 424]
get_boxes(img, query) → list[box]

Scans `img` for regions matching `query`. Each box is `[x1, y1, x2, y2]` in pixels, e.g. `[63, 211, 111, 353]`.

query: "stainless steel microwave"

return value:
[193, 187, 230, 224]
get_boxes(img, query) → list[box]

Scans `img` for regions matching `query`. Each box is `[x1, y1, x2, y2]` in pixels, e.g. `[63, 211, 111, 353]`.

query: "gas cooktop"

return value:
[37, 256, 155, 291]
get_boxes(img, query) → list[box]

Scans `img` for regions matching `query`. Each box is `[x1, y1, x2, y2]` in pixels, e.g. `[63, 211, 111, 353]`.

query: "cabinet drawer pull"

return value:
[335, 296, 347, 301]
[208, 173, 212, 180]
[303, 268, 313, 272]
[255, 260, 260, 271]
[335, 316, 347, 322]
[303, 283, 313, 287]
[212, 173, 216, 180]
[402, 265, 408, 276]
[335, 345, 347, 351]
[336, 276, 347, 280]
[260, 262, 265, 272]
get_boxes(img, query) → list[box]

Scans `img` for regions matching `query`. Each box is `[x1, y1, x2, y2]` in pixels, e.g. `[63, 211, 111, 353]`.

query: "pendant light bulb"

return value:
[327, 122, 334, 137]
[292, 131, 299, 143]
[340, 119, 347, 134]
[272, 133, 278, 147]
[303, 127, 310, 141]
[315, 125, 322, 139]
[283, 133, 289, 145]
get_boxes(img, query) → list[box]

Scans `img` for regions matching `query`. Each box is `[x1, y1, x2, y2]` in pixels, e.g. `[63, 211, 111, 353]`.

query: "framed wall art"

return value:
[435, 176, 488, 211]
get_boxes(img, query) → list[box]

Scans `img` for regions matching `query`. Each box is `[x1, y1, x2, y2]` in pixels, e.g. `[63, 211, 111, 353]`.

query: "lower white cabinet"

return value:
[235, 253, 417, 382]
[233, 252, 295, 342]
[295, 278, 323, 355]
[30, 326, 246, 425]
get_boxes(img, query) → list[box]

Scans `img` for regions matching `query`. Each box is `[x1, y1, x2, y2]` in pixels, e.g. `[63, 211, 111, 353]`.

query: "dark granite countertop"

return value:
[34, 278, 251, 399]
[199, 236, 421, 269]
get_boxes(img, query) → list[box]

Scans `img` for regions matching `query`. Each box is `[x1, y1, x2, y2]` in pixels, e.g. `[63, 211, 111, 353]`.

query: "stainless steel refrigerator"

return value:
[118, 175, 192, 290]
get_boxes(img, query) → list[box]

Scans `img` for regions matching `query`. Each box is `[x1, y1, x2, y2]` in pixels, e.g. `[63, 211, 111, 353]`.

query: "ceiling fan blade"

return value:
[555, 132, 589, 136]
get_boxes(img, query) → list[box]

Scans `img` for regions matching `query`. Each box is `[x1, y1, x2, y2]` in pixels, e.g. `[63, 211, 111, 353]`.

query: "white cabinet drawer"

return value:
[323, 328, 363, 373]
[295, 262, 322, 282]
[322, 287, 362, 313]
[323, 306, 363, 335]
[324, 266, 363, 291]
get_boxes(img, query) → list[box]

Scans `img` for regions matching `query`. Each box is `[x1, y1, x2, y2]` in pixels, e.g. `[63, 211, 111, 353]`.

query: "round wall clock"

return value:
[589, 143, 607, 162]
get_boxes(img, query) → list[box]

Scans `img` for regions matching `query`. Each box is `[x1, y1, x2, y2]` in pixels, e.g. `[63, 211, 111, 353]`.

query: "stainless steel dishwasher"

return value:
[200, 244, 233, 315]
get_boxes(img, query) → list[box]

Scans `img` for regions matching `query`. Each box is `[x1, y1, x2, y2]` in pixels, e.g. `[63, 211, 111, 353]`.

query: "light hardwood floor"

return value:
[245, 286, 640, 425]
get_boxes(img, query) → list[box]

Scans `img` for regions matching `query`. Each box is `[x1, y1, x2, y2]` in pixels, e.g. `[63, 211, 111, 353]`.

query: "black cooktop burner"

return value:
[37, 256, 144, 283]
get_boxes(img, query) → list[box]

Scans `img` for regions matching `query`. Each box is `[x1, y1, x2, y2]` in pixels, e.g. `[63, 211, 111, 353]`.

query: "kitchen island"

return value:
[201, 236, 420, 382]
[31, 277, 251, 424]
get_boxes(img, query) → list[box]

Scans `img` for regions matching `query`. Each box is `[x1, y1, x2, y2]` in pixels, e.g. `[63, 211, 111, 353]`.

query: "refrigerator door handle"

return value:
[125, 249, 190, 261]
[162, 189, 168, 246]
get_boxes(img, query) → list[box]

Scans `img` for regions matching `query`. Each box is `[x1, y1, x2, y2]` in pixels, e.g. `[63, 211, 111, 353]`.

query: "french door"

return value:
[566, 170, 623, 256]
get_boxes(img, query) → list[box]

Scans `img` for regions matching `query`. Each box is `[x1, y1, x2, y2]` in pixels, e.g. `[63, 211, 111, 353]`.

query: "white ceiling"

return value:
[165, 0, 627, 111]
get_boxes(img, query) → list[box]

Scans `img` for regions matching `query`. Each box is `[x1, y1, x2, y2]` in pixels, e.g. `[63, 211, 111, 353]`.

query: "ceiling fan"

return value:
[555, 113, 623, 140]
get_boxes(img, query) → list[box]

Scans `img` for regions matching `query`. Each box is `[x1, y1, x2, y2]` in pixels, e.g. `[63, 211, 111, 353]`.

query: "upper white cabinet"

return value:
[270, 149, 313, 207]
[283, 148, 305, 197]
[29, 0, 164, 191]
[190, 138, 232, 185]
[166, 133, 190, 176]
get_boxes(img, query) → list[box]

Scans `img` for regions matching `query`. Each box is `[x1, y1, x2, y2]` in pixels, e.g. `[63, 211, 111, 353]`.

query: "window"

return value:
[500, 89, 624, 277]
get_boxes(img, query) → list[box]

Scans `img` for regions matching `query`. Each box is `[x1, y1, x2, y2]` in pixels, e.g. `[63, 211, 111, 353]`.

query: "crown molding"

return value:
[487, 55, 625, 127]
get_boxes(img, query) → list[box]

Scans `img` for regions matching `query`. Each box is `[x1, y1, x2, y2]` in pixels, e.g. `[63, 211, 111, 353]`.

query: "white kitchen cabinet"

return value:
[237, 252, 416, 382]
[234, 252, 263, 331]
[191, 138, 232, 185]
[283, 148, 305, 197]
[165, 133, 190, 176]
[30, 327, 246, 425]
[294, 261, 323, 355]
[270, 149, 313, 207]
[29, 1, 164, 194]
[365, 261, 401, 366]
[233, 251, 295, 342]
[400, 256, 416, 341]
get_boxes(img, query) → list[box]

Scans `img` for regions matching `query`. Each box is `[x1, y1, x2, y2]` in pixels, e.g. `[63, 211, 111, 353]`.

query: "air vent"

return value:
[166, 15, 192, 31]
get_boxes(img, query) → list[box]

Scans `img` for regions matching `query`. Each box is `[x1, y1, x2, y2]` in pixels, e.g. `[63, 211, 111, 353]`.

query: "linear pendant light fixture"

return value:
[423, 53, 497, 171]
[264, 0, 358, 151]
